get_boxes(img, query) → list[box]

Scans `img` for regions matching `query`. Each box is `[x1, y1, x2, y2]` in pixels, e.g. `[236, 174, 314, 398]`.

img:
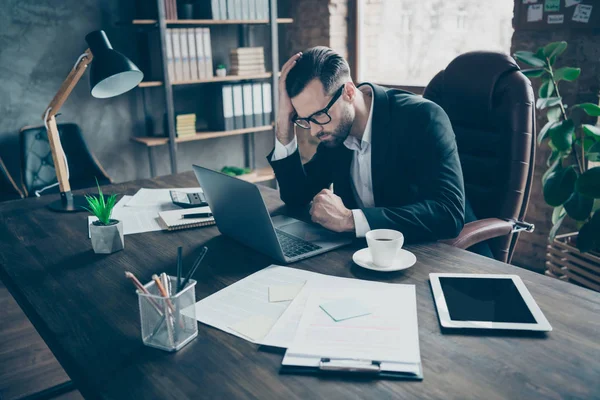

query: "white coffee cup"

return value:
[365, 229, 404, 268]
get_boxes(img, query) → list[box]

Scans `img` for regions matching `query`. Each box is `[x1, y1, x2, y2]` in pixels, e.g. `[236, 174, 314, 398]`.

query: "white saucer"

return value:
[352, 247, 417, 272]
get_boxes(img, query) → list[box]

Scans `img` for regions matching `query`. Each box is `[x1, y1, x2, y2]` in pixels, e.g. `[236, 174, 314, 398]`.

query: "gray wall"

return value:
[0, 0, 277, 186]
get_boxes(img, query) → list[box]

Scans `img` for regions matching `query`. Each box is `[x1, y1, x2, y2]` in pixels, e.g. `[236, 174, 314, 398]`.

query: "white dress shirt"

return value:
[271, 86, 375, 237]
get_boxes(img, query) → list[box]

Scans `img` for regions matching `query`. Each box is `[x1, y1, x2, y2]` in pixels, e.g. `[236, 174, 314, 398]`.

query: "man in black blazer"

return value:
[267, 47, 466, 243]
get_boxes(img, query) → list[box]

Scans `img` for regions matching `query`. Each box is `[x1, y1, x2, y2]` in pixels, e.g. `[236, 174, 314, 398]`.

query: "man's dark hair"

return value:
[286, 46, 351, 98]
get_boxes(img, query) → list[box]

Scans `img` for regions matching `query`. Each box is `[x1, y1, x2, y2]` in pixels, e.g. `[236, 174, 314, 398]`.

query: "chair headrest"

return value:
[425, 51, 520, 127]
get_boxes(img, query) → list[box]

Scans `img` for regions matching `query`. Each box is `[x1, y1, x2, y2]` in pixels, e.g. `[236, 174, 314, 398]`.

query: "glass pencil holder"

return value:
[137, 276, 198, 352]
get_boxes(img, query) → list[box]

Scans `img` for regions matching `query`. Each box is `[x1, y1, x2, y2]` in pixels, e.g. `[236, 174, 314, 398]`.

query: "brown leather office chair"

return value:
[423, 51, 536, 263]
[0, 155, 25, 201]
[20, 123, 112, 197]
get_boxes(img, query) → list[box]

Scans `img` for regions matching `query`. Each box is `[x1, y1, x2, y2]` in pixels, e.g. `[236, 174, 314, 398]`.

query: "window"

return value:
[357, 0, 514, 87]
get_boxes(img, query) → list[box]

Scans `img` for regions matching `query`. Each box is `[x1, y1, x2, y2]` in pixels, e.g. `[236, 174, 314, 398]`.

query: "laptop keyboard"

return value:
[275, 229, 322, 259]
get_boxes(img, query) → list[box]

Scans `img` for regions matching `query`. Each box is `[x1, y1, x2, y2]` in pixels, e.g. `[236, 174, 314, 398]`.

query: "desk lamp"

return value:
[42, 30, 143, 212]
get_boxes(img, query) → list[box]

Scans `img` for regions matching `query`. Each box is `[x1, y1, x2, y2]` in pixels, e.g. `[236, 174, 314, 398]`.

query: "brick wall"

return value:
[510, 27, 600, 272]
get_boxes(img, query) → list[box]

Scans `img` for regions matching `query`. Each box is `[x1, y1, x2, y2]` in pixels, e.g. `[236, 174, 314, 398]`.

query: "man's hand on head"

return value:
[309, 189, 355, 233]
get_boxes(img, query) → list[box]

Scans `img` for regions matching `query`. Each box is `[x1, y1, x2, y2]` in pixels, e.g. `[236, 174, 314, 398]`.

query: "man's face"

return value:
[291, 79, 354, 148]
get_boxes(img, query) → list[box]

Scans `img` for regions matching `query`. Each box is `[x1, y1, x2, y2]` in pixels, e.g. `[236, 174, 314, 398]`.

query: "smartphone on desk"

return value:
[170, 190, 208, 209]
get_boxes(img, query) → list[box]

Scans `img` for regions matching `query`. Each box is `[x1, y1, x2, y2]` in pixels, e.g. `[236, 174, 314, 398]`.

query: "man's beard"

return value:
[318, 107, 353, 148]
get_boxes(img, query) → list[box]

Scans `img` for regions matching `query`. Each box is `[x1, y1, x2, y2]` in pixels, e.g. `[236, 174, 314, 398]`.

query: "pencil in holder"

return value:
[137, 275, 198, 352]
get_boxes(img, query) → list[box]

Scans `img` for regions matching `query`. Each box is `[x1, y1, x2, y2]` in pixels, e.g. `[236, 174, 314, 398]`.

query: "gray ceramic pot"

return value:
[90, 219, 124, 254]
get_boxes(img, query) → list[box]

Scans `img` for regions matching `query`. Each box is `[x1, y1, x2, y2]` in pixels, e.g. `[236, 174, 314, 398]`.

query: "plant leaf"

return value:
[573, 103, 600, 117]
[543, 165, 577, 206]
[552, 205, 566, 225]
[554, 67, 581, 82]
[548, 213, 566, 242]
[513, 51, 547, 67]
[576, 167, 600, 198]
[543, 158, 561, 184]
[538, 120, 558, 144]
[522, 68, 546, 78]
[576, 211, 600, 252]
[549, 119, 575, 151]
[582, 124, 600, 138]
[536, 97, 562, 110]
[546, 106, 562, 122]
[588, 142, 600, 162]
[543, 41, 567, 60]
[564, 191, 594, 221]
[538, 81, 552, 98]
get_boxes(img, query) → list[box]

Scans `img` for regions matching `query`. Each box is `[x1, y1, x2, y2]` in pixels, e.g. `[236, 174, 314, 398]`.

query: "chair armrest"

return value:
[441, 218, 514, 249]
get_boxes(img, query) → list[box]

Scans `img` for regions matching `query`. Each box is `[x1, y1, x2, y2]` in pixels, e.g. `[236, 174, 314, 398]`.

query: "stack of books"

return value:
[176, 114, 197, 137]
[230, 47, 265, 76]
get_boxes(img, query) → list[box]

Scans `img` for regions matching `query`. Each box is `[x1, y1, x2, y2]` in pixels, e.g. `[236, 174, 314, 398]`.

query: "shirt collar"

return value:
[344, 85, 374, 153]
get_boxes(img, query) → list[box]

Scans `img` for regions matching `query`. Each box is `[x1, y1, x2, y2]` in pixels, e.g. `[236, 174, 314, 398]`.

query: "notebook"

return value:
[158, 206, 216, 231]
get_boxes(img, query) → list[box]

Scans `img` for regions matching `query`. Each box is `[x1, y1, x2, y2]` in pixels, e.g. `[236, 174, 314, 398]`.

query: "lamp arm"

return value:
[41, 48, 94, 194]
[42, 49, 94, 119]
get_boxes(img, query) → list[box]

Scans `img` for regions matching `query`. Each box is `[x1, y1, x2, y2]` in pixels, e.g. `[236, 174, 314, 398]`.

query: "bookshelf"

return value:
[130, 0, 288, 181]
[131, 18, 293, 25]
[130, 124, 274, 147]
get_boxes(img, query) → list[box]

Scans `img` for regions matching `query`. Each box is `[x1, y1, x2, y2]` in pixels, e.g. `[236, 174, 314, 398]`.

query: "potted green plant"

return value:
[84, 181, 123, 254]
[216, 64, 227, 77]
[514, 41, 600, 289]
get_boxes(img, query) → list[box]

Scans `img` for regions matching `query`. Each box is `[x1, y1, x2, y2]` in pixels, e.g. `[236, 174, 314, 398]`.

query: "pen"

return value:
[154, 274, 175, 346]
[176, 246, 183, 290]
[178, 246, 208, 292]
[125, 271, 163, 317]
[182, 212, 213, 219]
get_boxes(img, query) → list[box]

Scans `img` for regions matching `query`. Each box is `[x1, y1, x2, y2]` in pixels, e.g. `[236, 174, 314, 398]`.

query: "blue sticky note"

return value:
[320, 298, 371, 322]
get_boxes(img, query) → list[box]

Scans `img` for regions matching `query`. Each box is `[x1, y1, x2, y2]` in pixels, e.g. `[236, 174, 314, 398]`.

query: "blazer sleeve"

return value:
[361, 102, 466, 242]
[267, 144, 334, 208]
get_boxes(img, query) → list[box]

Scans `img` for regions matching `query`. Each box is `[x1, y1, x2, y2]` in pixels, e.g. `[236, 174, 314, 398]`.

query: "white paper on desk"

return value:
[565, 0, 582, 8]
[282, 286, 421, 373]
[87, 195, 168, 237]
[261, 274, 408, 348]
[182, 266, 323, 344]
[125, 187, 202, 208]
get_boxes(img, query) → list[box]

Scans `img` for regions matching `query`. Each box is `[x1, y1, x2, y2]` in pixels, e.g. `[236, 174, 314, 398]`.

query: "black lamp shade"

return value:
[85, 30, 143, 99]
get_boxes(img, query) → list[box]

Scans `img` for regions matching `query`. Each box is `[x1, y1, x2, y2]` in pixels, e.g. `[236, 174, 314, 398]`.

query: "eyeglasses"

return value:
[292, 85, 345, 129]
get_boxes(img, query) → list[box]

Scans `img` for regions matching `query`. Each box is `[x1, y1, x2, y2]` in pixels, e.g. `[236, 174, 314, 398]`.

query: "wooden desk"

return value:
[0, 172, 598, 400]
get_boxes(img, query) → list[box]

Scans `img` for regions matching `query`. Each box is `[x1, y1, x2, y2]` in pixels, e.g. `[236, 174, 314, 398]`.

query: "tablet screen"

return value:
[439, 277, 536, 323]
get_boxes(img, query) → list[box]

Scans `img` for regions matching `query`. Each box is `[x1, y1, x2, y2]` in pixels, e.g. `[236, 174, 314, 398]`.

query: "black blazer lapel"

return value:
[358, 83, 391, 205]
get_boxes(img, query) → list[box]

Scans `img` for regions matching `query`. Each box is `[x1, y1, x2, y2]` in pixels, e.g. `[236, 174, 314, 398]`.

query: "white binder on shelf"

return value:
[194, 28, 206, 79]
[232, 84, 244, 129]
[187, 28, 199, 81]
[165, 29, 175, 82]
[281, 286, 423, 380]
[252, 83, 263, 127]
[222, 85, 235, 131]
[227, 0, 236, 19]
[262, 82, 272, 126]
[211, 0, 221, 19]
[203, 28, 214, 78]
[242, 83, 254, 128]
[179, 28, 191, 81]
[172, 28, 183, 82]
[248, 0, 256, 20]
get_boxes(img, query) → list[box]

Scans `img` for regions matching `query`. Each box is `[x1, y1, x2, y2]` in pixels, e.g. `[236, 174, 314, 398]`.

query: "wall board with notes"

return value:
[514, 1, 598, 30]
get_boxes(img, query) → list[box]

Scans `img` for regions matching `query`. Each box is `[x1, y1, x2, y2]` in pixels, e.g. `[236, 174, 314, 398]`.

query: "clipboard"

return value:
[281, 355, 423, 380]
[279, 287, 423, 380]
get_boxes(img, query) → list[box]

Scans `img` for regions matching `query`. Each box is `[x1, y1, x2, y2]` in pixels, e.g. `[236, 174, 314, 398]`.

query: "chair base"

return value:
[47, 191, 88, 213]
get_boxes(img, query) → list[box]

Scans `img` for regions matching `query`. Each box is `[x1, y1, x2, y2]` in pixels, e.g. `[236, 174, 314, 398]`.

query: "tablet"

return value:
[429, 273, 552, 331]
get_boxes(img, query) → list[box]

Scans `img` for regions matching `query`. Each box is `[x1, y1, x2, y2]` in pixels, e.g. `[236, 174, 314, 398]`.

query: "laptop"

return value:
[192, 165, 353, 263]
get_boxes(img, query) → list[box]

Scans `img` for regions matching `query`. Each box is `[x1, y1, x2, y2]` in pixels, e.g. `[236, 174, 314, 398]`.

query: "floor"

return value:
[0, 280, 82, 400]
